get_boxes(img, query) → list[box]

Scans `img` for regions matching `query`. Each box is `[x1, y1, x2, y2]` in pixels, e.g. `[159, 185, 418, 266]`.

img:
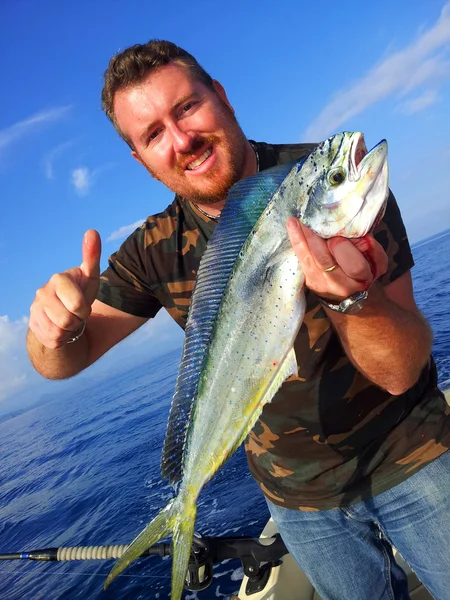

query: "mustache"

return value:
[177, 136, 219, 170]
[179, 136, 210, 156]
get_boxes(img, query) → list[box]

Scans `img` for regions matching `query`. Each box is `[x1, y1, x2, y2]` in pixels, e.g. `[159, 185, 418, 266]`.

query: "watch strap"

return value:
[317, 290, 369, 314]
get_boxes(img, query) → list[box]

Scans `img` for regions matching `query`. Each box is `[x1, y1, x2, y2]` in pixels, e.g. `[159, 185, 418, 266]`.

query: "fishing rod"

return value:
[0, 532, 288, 595]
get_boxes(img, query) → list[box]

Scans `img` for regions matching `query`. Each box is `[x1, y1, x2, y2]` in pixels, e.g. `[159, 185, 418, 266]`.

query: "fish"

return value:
[104, 132, 389, 598]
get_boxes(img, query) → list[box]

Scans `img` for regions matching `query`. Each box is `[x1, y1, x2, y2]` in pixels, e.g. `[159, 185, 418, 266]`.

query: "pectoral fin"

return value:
[230, 346, 298, 455]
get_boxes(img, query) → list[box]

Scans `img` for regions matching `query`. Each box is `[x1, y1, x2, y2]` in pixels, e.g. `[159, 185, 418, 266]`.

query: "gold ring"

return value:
[324, 264, 338, 273]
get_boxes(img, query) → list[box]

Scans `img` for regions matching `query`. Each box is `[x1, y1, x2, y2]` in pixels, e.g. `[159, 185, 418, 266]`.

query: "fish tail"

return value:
[104, 492, 197, 600]
[104, 498, 176, 590]
[171, 493, 197, 600]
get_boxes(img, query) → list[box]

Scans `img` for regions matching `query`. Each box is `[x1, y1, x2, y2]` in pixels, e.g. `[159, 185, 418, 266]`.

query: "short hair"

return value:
[101, 40, 214, 148]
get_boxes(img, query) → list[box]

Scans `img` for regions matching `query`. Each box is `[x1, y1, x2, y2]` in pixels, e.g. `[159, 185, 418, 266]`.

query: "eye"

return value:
[148, 129, 161, 141]
[328, 167, 346, 185]
[181, 101, 197, 114]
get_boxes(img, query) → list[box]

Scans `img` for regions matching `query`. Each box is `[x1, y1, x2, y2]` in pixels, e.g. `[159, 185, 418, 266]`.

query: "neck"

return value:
[193, 140, 259, 218]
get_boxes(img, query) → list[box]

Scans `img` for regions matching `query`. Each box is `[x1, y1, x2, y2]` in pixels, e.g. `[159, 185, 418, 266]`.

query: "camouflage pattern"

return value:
[98, 141, 450, 510]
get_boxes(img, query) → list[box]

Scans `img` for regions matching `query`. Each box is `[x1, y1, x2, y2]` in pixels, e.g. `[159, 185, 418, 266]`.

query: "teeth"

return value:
[186, 148, 213, 170]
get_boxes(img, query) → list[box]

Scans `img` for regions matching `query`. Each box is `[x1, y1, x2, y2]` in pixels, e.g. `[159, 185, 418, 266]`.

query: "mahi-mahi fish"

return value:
[105, 132, 389, 597]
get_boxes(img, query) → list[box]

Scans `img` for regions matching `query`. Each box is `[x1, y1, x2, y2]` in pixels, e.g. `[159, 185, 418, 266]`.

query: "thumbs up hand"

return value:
[29, 231, 102, 349]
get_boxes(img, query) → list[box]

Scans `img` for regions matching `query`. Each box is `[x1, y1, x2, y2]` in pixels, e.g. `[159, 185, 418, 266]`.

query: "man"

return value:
[27, 40, 450, 599]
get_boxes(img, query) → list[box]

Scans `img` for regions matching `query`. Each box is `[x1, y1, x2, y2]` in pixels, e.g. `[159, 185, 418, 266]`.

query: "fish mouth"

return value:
[349, 132, 388, 187]
[301, 132, 389, 239]
[348, 133, 368, 180]
[349, 134, 389, 234]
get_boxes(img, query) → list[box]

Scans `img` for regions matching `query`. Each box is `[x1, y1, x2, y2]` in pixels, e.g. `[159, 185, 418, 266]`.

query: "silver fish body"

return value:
[105, 132, 389, 598]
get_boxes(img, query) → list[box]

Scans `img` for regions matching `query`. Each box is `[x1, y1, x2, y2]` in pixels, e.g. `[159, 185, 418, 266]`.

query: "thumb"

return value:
[79, 230, 102, 303]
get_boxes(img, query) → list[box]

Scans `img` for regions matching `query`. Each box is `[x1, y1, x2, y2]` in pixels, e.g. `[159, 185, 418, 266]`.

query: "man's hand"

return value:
[286, 217, 432, 395]
[286, 218, 388, 302]
[29, 230, 101, 349]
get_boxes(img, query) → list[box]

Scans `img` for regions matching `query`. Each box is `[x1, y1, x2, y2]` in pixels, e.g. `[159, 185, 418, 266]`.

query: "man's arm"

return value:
[287, 219, 432, 396]
[324, 274, 432, 395]
[27, 230, 148, 380]
[27, 301, 148, 380]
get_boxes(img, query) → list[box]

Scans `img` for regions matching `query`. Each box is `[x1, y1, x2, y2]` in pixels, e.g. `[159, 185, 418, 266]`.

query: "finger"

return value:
[50, 272, 91, 321]
[80, 230, 101, 277]
[286, 218, 319, 278]
[44, 294, 86, 332]
[29, 306, 72, 349]
[29, 318, 59, 349]
[79, 230, 101, 305]
[286, 217, 303, 248]
[350, 235, 388, 280]
[327, 237, 373, 284]
[299, 223, 337, 272]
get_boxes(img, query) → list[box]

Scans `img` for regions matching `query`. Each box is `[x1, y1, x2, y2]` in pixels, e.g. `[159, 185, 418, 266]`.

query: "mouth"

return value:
[348, 133, 368, 180]
[347, 133, 388, 199]
[353, 136, 389, 233]
[185, 146, 214, 171]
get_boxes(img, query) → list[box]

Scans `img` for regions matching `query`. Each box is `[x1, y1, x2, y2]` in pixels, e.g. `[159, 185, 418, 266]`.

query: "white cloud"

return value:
[71, 167, 91, 195]
[399, 89, 441, 114]
[71, 163, 114, 196]
[304, 2, 450, 140]
[0, 315, 32, 402]
[107, 219, 145, 242]
[42, 140, 74, 180]
[0, 315, 28, 353]
[0, 106, 72, 153]
[0, 311, 182, 406]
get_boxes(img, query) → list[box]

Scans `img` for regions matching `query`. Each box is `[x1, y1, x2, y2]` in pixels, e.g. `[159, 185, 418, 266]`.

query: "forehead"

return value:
[113, 64, 205, 129]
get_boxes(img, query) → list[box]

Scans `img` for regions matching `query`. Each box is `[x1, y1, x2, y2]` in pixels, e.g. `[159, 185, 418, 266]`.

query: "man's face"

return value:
[113, 64, 249, 204]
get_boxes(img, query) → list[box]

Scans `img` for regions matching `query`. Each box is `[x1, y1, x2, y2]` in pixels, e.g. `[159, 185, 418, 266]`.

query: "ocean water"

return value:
[0, 229, 449, 600]
[411, 229, 450, 389]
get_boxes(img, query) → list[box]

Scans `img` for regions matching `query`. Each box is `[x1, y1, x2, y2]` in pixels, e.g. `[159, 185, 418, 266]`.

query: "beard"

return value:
[138, 105, 249, 205]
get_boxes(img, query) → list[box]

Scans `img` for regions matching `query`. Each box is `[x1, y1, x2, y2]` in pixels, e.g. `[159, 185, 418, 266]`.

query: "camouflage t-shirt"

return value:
[98, 141, 450, 510]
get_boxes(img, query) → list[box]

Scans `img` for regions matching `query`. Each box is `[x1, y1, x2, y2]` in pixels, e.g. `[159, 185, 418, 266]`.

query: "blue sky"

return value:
[1, 0, 450, 405]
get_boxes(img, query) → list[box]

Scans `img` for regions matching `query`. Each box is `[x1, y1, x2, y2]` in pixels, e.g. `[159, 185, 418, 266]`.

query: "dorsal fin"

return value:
[161, 161, 299, 483]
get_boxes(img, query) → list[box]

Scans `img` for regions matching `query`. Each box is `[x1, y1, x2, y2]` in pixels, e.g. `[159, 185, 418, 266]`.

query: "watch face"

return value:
[318, 290, 368, 313]
[342, 300, 365, 314]
[341, 291, 369, 314]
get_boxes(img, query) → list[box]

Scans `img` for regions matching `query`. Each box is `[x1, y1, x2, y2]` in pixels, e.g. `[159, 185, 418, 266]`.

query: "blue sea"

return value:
[1, 230, 449, 600]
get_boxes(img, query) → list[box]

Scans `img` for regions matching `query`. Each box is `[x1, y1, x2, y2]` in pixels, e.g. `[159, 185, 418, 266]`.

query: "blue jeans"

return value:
[267, 450, 450, 600]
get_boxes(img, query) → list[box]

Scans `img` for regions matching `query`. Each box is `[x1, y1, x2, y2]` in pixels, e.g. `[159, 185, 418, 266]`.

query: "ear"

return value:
[131, 150, 144, 166]
[213, 80, 235, 113]
[132, 151, 160, 181]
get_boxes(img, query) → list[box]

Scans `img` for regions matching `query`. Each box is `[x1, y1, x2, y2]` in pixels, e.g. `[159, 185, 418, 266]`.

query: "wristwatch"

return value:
[317, 290, 369, 315]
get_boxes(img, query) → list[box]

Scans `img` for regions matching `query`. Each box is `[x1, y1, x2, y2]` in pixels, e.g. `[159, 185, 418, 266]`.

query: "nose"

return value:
[169, 122, 194, 154]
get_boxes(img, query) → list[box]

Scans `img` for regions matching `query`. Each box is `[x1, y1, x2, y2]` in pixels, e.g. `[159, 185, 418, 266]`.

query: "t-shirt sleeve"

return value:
[97, 229, 162, 319]
[373, 189, 414, 286]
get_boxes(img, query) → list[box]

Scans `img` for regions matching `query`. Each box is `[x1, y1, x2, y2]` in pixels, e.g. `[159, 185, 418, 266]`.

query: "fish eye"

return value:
[328, 168, 346, 185]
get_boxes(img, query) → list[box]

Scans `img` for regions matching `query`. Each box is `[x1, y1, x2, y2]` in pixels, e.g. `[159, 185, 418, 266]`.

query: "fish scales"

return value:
[161, 162, 295, 483]
[180, 171, 314, 477]
[105, 132, 389, 599]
